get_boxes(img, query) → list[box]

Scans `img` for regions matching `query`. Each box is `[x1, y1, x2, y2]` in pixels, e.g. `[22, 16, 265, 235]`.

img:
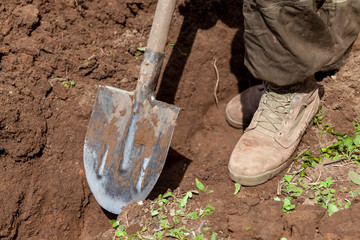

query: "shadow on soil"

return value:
[157, 0, 257, 105]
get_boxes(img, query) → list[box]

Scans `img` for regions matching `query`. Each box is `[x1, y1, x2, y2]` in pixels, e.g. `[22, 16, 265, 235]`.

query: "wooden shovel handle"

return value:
[147, 0, 177, 53]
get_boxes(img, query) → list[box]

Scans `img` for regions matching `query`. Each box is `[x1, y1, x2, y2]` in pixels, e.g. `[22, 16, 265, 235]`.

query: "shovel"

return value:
[83, 0, 179, 214]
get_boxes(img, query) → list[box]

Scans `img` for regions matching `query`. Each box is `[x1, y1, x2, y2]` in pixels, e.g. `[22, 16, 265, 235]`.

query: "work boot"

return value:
[226, 85, 264, 129]
[228, 77, 320, 186]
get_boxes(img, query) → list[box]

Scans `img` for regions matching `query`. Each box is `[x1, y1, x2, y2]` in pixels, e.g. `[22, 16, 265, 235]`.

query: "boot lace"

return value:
[256, 83, 296, 137]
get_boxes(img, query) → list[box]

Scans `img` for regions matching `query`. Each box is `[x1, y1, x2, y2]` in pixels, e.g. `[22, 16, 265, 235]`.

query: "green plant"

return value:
[313, 106, 326, 126]
[310, 177, 339, 216]
[51, 75, 75, 87]
[282, 197, 295, 212]
[294, 150, 323, 177]
[281, 175, 303, 197]
[195, 179, 206, 191]
[279, 118, 360, 216]
[135, 47, 146, 56]
[110, 179, 222, 239]
[321, 128, 360, 163]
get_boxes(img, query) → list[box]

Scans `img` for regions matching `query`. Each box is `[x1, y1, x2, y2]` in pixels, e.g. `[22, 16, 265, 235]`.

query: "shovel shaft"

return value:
[147, 0, 177, 53]
[136, 0, 177, 100]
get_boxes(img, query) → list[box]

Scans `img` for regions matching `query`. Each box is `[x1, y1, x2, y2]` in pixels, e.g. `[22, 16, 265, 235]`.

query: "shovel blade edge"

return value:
[84, 86, 179, 214]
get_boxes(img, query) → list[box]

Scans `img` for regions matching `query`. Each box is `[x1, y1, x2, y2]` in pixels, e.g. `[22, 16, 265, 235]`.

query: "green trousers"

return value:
[243, 0, 360, 86]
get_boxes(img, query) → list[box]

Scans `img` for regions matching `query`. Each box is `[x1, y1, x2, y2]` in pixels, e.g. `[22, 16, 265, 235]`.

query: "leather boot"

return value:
[228, 78, 320, 186]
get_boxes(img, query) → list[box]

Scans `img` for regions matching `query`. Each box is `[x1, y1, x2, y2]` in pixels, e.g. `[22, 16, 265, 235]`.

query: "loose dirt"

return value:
[1, 0, 360, 239]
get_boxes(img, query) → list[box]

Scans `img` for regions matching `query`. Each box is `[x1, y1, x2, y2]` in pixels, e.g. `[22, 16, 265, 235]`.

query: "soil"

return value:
[1, 0, 360, 239]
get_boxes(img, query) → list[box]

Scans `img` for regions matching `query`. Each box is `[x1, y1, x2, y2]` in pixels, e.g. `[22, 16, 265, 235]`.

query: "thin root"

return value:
[213, 58, 220, 106]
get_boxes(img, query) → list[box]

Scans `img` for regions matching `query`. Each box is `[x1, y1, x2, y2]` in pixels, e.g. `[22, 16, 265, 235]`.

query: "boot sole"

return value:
[228, 157, 292, 186]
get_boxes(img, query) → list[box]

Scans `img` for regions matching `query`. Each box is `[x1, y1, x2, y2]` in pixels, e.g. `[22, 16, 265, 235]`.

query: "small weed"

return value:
[321, 128, 360, 163]
[135, 47, 146, 57]
[51, 75, 75, 88]
[310, 177, 339, 216]
[195, 179, 206, 191]
[313, 106, 326, 126]
[110, 179, 223, 239]
[273, 196, 281, 201]
[294, 150, 322, 177]
[279, 117, 360, 215]
[282, 197, 296, 213]
[281, 175, 303, 198]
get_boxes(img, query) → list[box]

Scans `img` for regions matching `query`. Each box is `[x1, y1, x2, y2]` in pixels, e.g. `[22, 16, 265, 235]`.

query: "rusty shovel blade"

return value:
[84, 84, 179, 214]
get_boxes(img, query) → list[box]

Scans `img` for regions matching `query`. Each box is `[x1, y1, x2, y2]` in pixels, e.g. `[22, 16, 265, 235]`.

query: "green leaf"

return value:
[196, 233, 204, 239]
[283, 174, 292, 183]
[348, 171, 360, 185]
[211, 232, 217, 240]
[343, 137, 353, 148]
[70, 80, 75, 86]
[186, 211, 199, 220]
[205, 205, 215, 215]
[169, 43, 176, 46]
[283, 198, 295, 212]
[151, 209, 160, 216]
[327, 203, 339, 216]
[154, 230, 165, 239]
[273, 196, 281, 201]
[345, 201, 351, 209]
[325, 177, 333, 187]
[234, 183, 241, 195]
[179, 194, 189, 208]
[195, 179, 206, 191]
[109, 220, 118, 228]
[191, 190, 199, 194]
[115, 225, 127, 237]
[354, 135, 360, 146]
[246, 227, 251, 230]
[137, 47, 146, 52]
[163, 192, 173, 198]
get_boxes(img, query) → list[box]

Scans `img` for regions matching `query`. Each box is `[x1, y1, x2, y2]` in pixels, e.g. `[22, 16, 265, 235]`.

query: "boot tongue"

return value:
[256, 85, 292, 137]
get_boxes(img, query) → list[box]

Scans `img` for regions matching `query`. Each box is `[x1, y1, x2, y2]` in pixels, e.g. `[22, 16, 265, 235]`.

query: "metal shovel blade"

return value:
[84, 85, 179, 214]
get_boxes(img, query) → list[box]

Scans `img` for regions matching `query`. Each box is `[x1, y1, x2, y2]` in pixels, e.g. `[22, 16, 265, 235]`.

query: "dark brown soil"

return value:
[1, 0, 360, 239]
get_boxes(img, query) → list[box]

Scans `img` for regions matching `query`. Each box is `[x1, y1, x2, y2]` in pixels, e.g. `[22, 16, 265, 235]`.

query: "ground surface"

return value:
[1, 0, 360, 239]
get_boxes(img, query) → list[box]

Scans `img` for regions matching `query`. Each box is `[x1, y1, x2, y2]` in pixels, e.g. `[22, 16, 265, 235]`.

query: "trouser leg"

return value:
[243, 0, 360, 86]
